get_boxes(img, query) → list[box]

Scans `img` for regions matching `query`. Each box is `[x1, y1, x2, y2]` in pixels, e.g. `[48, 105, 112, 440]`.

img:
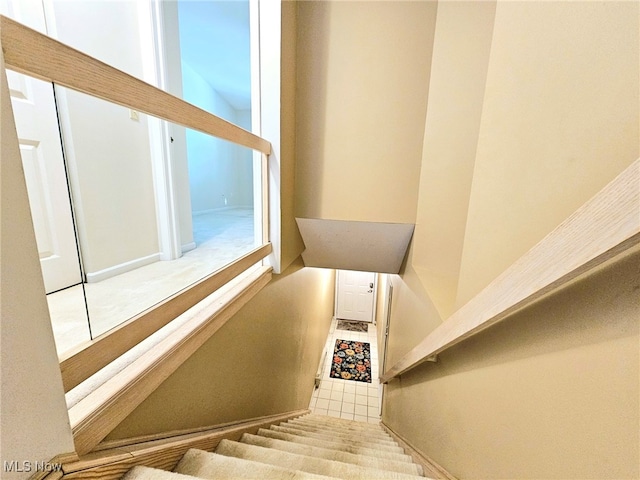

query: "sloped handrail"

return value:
[381, 158, 640, 383]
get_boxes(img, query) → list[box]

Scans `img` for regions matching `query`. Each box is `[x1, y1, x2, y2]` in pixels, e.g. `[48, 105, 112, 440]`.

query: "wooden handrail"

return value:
[60, 243, 272, 392]
[380, 158, 640, 383]
[0, 15, 271, 155]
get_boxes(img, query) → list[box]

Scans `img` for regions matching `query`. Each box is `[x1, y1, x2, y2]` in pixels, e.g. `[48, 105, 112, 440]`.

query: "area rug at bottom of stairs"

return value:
[330, 339, 371, 383]
[336, 320, 369, 333]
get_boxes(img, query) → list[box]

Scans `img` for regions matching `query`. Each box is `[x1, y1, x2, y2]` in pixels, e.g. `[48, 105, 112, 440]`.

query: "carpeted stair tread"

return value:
[241, 433, 423, 476]
[301, 414, 384, 430]
[271, 424, 400, 448]
[286, 418, 394, 440]
[215, 439, 428, 480]
[283, 420, 394, 440]
[122, 466, 200, 480]
[256, 428, 414, 463]
[174, 449, 340, 480]
[299, 414, 385, 432]
[290, 416, 388, 432]
[269, 425, 405, 453]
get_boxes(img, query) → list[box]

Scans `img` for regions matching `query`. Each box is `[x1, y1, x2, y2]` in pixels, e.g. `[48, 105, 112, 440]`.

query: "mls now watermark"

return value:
[3, 460, 62, 473]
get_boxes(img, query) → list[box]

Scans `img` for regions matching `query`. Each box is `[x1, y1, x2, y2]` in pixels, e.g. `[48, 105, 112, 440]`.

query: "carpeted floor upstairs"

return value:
[122, 414, 434, 480]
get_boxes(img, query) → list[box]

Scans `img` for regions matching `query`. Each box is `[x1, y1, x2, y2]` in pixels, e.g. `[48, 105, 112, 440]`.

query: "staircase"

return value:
[122, 414, 432, 479]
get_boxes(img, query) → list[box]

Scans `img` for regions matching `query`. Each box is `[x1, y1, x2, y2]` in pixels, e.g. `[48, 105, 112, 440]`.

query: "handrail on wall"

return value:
[380, 158, 640, 384]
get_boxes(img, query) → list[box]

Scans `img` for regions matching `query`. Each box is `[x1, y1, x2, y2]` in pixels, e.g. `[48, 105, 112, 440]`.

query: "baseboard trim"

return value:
[85, 253, 161, 283]
[59, 409, 309, 479]
[381, 422, 457, 480]
[181, 241, 196, 253]
[192, 205, 254, 216]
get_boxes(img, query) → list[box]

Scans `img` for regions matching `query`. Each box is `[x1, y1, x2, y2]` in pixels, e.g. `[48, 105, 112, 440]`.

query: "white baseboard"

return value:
[192, 205, 253, 216]
[182, 242, 197, 253]
[85, 253, 161, 283]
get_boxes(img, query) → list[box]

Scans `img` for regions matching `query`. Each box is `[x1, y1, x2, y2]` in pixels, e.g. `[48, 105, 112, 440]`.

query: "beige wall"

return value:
[106, 260, 335, 439]
[280, 1, 305, 271]
[383, 249, 640, 479]
[51, 1, 160, 274]
[1, 54, 75, 479]
[383, 249, 442, 368]
[295, 0, 437, 224]
[378, 1, 640, 478]
[411, 1, 496, 319]
[455, 0, 639, 306]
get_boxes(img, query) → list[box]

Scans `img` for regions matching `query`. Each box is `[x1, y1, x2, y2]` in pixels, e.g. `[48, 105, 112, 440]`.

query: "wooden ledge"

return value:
[68, 267, 273, 455]
[60, 243, 272, 392]
[381, 158, 640, 383]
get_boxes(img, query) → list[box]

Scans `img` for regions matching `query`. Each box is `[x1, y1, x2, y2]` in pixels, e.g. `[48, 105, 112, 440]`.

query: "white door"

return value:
[2, 0, 82, 293]
[335, 270, 377, 322]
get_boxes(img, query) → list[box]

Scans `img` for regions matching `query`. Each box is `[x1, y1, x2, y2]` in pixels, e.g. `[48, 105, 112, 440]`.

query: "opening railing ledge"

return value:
[380, 158, 640, 384]
[1, 14, 276, 455]
[1, 14, 274, 386]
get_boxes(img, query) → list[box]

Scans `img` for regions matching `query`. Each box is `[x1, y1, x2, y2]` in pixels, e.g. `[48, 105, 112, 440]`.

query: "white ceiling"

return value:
[296, 218, 415, 274]
[177, 0, 251, 111]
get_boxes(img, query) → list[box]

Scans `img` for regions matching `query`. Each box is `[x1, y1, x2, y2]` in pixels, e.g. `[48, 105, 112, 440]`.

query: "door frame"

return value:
[146, 0, 183, 261]
[379, 275, 393, 416]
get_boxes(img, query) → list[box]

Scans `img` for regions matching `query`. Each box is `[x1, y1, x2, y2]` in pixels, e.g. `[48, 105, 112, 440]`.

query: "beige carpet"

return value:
[122, 414, 434, 480]
[49, 208, 255, 356]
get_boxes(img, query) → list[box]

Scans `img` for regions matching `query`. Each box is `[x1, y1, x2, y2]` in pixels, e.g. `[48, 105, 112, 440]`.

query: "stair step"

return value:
[215, 439, 428, 480]
[123, 466, 199, 480]
[271, 424, 400, 448]
[301, 414, 384, 431]
[287, 418, 393, 440]
[256, 428, 414, 463]
[241, 433, 423, 476]
[174, 449, 339, 479]
[283, 420, 393, 441]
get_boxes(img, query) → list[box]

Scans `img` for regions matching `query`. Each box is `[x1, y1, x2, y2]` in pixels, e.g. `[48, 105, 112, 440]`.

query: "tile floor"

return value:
[309, 318, 382, 424]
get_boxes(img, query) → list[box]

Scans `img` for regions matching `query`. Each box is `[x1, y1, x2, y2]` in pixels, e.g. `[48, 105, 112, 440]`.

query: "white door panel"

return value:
[4, 0, 82, 293]
[336, 270, 377, 322]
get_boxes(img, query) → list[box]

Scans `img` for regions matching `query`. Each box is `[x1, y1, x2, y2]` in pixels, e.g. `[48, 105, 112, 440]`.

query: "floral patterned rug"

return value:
[336, 320, 369, 333]
[330, 339, 372, 383]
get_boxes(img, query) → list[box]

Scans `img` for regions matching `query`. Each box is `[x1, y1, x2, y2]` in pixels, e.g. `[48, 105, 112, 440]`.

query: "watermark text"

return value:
[3, 460, 63, 473]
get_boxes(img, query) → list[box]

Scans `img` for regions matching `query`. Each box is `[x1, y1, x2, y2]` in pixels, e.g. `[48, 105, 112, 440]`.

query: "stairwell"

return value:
[122, 414, 432, 479]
